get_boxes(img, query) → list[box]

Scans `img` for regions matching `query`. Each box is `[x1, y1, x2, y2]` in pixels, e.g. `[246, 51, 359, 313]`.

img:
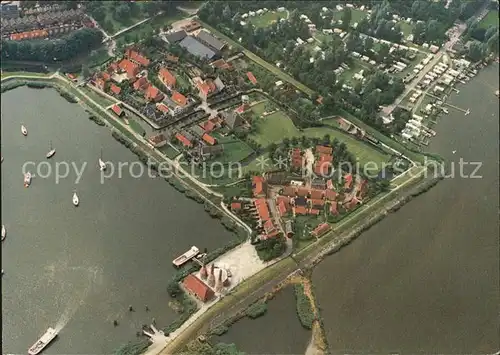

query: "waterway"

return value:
[313, 63, 499, 353]
[217, 286, 311, 354]
[1, 86, 235, 353]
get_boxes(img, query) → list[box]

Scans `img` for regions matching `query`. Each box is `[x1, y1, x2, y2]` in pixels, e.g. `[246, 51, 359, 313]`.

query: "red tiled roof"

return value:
[314, 161, 330, 176]
[231, 202, 242, 211]
[10, 29, 48, 41]
[326, 179, 333, 190]
[262, 230, 280, 240]
[310, 209, 320, 215]
[67, 73, 76, 80]
[277, 196, 291, 213]
[278, 201, 287, 216]
[149, 134, 166, 145]
[111, 104, 123, 116]
[319, 154, 333, 162]
[118, 59, 140, 79]
[311, 223, 331, 237]
[344, 173, 353, 189]
[295, 206, 308, 215]
[252, 176, 265, 197]
[325, 189, 337, 201]
[166, 54, 179, 62]
[263, 219, 275, 234]
[145, 85, 164, 102]
[297, 187, 310, 197]
[171, 91, 187, 107]
[310, 199, 325, 207]
[126, 49, 150, 67]
[202, 133, 216, 146]
[95, 78, 106, 90]
[102, 72, 111, 82]
[110, 84, 121, 95]
[310, 189, 324, 200]
[133, 77, 149, 91]
[316, 145, 333, 155]
[159, 68, 176, 87]
[202, 120, 215, 132]
[345, 196, 360, 210]
[247, 71, 258, 84]
[157, 103, 170, 113]
[282, 186, 297, 197]
[108, 62, 119, 73]
[329, 201, 338, 215]
[254, 198, 270, 221]
[175, 133, 192, 147]
[183, 274, 214, 302]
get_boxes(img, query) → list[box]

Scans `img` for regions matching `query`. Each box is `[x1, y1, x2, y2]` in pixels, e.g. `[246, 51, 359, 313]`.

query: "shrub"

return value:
[211, 325, 229, 336]
[113, 339, 150, 355]
[294, 283, 315, 329]
[245, 301, 268, 319]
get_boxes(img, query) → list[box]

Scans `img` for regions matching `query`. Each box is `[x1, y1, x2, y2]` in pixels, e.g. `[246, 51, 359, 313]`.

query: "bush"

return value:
[294, 283, 315, 329]
[114, 339, 150, 355]
[0, 80, 26, 93]
[163, 292, 198, 335]
[88, 115, 105, 126]
[211, 325, 229, 336]
[245, 301, 268, 319]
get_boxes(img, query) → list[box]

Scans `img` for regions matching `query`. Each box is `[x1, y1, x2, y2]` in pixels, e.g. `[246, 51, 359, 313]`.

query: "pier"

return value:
[425, 92, 470, 114]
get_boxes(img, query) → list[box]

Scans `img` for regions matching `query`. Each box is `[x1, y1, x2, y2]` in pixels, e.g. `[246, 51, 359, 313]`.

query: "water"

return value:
[1, 87, 235, 354]
[216, 286, 311, 354]
[313, 64, 499, 354]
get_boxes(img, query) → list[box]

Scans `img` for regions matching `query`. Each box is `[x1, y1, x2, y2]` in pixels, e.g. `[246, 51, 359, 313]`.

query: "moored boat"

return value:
[28, 327, 58, 355]
[24, 172, 32, 187]
[173, 246, 200, 267]
[21, 124, 28, 136]
[46, 141, 56, 159]
[1, 224, 6, 241]
[99, 147, 106, 171]
[73, 191, 79, 206]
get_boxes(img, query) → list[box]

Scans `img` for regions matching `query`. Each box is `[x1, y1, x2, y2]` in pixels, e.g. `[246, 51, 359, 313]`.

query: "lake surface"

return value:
[313, 64, 499, 354]
[217, 286, 311, 354]
[1, 87, 235, 354]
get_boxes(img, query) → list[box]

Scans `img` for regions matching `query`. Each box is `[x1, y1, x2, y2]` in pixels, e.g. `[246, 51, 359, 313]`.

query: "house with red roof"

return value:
[314, 160, 331, 176]
[344, 173, 353, 190]
[111, 104, 124, 117]
[148, 133, 167, 148]
[329, 201, 338, 215]
[195, 78, 220, 100]
[109, 84, 121, 95]
[254, 198, 271, 222]
[324, 189, 337, 201]
[316, 145, 333, 155]
[118, 59, 140, 80]
[231, 202, 242, 211]
[175, 133, 192, 147]
[183, 274, 214, 302]
[202, 120, 216, 133]
[159, 68, 176, 88]
[311, 223, 331, 237]
[133, 77, 149, 91]
[295, 206, 308, 215]
[202, 133, 216, 146]
[144, 85, 164, 102]
[157, 103, 171, 114]
[310, 209, 320, 215]
[326, 179, 334, 190]
[310, 189, 324, 200]
[171, 91, 188, 107]
[94, 77, 106, 91]
[344, 196, 360, 210]
[125, 48, 150, 67]
[252, 176, 266, 197]
[247, 71, 258, 84]
[290, 148, 303, 169]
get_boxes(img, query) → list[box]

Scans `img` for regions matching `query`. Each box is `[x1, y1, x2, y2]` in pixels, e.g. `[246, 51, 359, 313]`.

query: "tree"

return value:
[364, 37, 374, 52]
[467, 41, 485, 61]
[487, 33, 499, 55]
[114, 3, 131, 20]
[81, 64, 90, 79]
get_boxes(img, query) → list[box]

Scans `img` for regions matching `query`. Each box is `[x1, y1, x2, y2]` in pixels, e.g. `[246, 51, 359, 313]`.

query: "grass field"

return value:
[398, 21, 414, 37]
[249, 109, 390, 166]
[331, 9, 369, 24]
[96, 2, 148, 35]
[0, 71, 51, 79]
[80, 86, 117, 107]
[478, 10, 499, 29]
[198, 20, 315, 96]
[212, 133, 255, 163]
[249, 11, 288, 28]
[250, 102, 268, 116]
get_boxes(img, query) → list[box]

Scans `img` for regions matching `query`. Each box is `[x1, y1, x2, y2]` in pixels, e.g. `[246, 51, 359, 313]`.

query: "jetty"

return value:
[172, 246, 200, 267]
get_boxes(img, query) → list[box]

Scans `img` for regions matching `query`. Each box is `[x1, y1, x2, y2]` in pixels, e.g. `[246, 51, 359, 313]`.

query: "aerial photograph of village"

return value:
[1, 0, 499, 354]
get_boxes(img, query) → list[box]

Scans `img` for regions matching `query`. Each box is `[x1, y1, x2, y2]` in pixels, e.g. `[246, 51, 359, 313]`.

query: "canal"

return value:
[1, 86, 235, 353]
[313, 64, 499, 353]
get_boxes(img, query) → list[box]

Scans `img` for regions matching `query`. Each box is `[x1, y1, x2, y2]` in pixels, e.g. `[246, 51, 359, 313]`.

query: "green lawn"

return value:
[115, 11, 185, 41]
[478, 10, 499, 29]
[332, 9, 368, 24]
[249, 11, 287, 28]
[0, 71, 51, 79]
[398, 21, 414, 37]
[85, 48, 112, 69]
[213, 133, 255, 163]
[250, 102, 268, 116]
[96, 2, 149, 35]
[128, 119, 146, 136]
[81, 86, 117, 107]
[249, 110, 390, 166]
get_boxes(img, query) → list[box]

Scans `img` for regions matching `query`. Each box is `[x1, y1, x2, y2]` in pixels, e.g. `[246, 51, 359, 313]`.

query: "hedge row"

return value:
[245, 301, 268, 319]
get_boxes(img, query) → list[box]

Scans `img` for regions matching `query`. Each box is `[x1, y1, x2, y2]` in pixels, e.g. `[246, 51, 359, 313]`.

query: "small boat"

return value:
[173, 246, 200, 267]
[28, 327, 58, 355]
[1, 225, 6, 241]
[21, 124, 28, 136]
[98, 148, 106, 171]
[1, 156, 3, 163]
[24, 172, 32, 187]
[73, 191, 79, 206]
[46, 141, 56, 159]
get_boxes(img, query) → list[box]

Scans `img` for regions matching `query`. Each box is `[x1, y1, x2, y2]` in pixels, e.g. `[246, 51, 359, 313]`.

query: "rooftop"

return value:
[183, 274, 214, 302]
[179, 35, 217, 60]
[196, 29, 225, 51]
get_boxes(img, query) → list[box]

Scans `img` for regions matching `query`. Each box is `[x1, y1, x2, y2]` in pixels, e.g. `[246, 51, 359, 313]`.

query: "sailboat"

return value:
[46, 140, 56, 159]
[98, 148, 106, 171]
[1, 225, 6, 241]
[21, 124, 28, 136]
[24, 171, 32, 187]
[72, 191, 79, 206]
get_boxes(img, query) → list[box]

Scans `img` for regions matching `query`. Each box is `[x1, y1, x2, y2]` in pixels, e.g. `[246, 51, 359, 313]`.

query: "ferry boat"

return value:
[28, 327, 58, 355]
[1, 224, 6, 241]
[72, 192, 79, 207]
[24, 172, 32, 187]
[173, 246, 200, 267]
[46, 141, 56, 159]
[21, 124, 28, 136]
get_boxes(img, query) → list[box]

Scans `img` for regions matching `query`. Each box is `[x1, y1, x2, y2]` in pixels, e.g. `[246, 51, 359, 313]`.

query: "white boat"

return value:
[173, 246, 200, 267]
[1, 156, 3, 163]
[21, 124, 28, 136]
[24, 172, 32, 187]
[46, 141, 56, 159]
[73, 192, 79, 206]
[28, 327, 58, 355]
[1, 224, 6, 241]
[99, 148, 106, 171]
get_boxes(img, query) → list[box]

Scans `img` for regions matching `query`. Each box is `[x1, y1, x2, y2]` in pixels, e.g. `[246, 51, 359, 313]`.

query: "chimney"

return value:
[215, 269, 223, 292]
[207, 264, 215, 287]
[200, 264, 207, 280]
